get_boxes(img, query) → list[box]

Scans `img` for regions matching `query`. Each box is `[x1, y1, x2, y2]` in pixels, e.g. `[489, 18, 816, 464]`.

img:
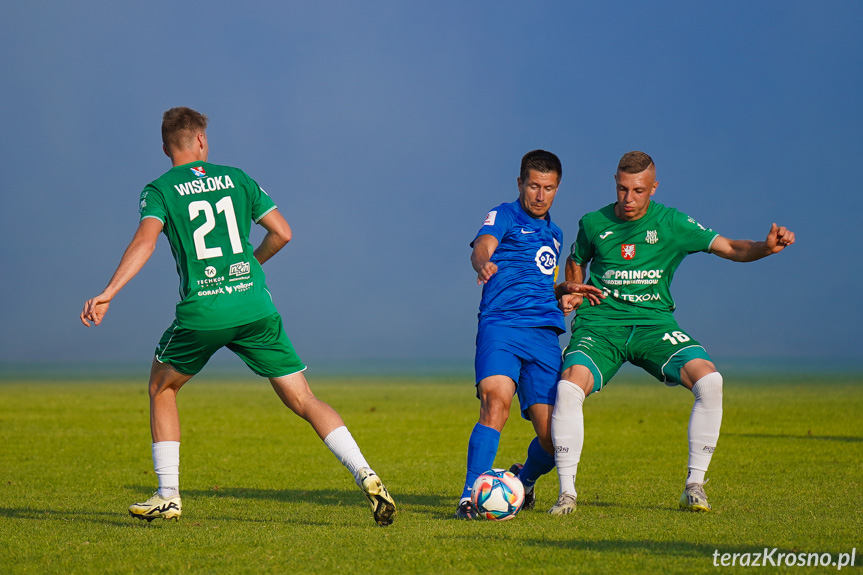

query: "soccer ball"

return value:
[471, 468, 525, 521]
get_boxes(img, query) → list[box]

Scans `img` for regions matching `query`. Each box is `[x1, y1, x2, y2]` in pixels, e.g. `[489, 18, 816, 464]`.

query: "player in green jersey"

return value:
[549, 151, 795, 515]
[81, 107, 395, 526]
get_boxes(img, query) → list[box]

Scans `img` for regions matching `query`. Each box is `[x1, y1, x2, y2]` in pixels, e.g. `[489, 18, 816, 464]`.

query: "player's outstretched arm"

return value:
[254, 209, 292, 265]
[556, 256, 604, 315]
[471, 234, 499, 285]
[80, 218, 162, 327]
[710, 223, 795, 262]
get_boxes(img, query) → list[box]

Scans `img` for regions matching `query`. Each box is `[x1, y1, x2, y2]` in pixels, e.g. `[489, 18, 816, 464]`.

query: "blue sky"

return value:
[0, 1, 860, 373]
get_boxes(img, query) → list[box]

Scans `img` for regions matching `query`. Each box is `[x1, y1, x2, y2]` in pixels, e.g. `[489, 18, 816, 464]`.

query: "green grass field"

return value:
[1, 373, 860, 574]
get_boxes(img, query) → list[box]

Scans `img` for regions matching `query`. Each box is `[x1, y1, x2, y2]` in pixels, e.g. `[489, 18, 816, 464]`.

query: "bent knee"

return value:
[560, 365, 594, 396]
[692, 371, 723, 410]
[555, 379, 587, 411]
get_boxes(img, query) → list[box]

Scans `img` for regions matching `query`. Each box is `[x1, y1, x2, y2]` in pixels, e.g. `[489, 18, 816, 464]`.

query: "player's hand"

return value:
[476, 261, 498, 285]
[765, 223, 795, 255]
[559, 294, 583, 316]
[81, 293, 111, 327]
[557, 282, 605, 306]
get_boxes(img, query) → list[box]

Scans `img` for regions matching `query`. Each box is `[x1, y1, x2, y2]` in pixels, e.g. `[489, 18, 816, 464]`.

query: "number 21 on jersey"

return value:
[189, 197, 242, 260]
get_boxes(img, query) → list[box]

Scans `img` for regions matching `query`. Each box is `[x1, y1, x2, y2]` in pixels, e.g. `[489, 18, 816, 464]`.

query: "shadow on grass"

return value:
[149, 485, 454, 520]
[0, 505, 340, 528]
[578, 499, 672, 512]
[181, 485, 444, 505]
[725, 432, 863, 443]
[0, 487, 451, 527]
[0, 507, 133, 527]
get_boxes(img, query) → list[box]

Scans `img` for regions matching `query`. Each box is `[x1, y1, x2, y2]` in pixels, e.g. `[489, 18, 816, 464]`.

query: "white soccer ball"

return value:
[471, 468, 525, 521]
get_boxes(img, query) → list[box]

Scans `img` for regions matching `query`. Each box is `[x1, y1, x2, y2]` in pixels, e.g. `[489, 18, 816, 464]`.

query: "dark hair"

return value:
[520, 149, 562, 182]
[162, 107, 208, 154]
[617, 151, 654, 174]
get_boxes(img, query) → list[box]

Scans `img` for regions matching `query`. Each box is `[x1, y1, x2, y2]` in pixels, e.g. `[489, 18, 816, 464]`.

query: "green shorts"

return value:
[561, 321, 712, 393]
[155, 312, 306, 377]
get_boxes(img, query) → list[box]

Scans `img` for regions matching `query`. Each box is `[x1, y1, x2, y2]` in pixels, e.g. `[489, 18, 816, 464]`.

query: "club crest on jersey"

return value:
[646, 230, 658, 244]
[190, 166, 206, 178]
[535, 246, 557, 275]
[621, 244, 636, 260]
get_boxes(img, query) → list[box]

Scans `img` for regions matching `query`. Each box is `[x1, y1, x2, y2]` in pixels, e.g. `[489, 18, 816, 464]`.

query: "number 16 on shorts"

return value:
[662, 331, 691, 345]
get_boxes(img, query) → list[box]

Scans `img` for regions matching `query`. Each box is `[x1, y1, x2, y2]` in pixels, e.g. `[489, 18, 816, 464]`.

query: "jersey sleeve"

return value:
[569, 218, 594, 265]
[139, 184, 167, 223]
[471, 205, 514, 247]
[245, 172, 277, 223]
[671, 209, 720, 253]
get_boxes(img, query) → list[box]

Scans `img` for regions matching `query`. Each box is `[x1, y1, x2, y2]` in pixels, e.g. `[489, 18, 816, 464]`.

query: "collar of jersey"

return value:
[172, 160, 207, 170]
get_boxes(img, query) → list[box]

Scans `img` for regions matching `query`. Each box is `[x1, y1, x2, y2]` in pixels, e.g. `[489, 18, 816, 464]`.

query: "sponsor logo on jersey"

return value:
[600, 268, 664, 286]
[535, 246, 557, 275]
[599, 231, 614, 239]
[229, 262, 250, 277]
[225, 281, 254, 295]
[204, 266, 217, 278]
[621, 244, 636, 260]
[197, 275, 225, 287]
[610, 289, 661, 303]
[646, 230, 658, 244]
[191, 166, 206, 177]
[483, 211, 497, 226]
[174, 175, 236, 196]
[198, 287, 224, 297]
[520, 228, 535, 234]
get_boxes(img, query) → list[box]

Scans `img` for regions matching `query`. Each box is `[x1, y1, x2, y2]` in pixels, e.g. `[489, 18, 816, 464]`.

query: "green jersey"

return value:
[139, 161, 278, 330]
[570, 201, 719, 326]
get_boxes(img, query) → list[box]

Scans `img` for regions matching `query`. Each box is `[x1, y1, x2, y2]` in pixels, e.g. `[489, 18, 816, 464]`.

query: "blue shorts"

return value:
[475, 324, 563, 419]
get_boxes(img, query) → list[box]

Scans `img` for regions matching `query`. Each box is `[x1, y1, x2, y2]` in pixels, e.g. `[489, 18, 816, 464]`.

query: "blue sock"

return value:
[461, 423, 500, 500]
[519, 437, 555, 490]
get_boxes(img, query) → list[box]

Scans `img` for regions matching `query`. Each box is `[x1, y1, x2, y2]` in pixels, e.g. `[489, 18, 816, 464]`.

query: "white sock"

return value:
[687, 372, 723, 485]
[551, 380, 585, 497]
[152, 441, 180, 498]
[323, 426, 371, 484]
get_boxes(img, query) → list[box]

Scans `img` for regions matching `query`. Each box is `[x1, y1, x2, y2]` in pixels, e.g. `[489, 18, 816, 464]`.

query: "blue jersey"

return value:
[472, 200, 565, 333]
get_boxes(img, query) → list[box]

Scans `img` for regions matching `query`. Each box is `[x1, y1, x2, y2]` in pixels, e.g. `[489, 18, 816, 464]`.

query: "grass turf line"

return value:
[0, 374, 860, 574]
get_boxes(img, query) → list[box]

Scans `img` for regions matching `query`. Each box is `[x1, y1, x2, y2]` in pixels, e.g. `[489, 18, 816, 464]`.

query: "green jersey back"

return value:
[139, 161, 278, 330]
[571, 201, 719, 326]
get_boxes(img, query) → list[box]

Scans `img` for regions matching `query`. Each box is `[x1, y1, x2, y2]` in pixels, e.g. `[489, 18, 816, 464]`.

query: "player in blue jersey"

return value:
[455, 150, 603, 519]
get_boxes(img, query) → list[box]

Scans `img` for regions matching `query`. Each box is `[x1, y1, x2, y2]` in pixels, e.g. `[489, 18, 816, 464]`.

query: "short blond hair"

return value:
[161, 107, 208, 154]
[617, 151, 654, 174]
